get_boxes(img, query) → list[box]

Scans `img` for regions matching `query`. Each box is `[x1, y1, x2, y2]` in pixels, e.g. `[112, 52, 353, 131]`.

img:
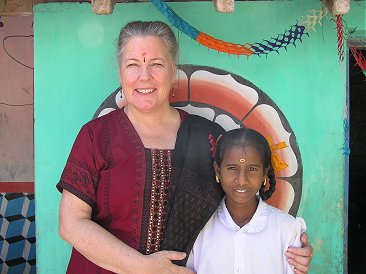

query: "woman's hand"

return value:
[59, 190, 196, 274]
[285, 232, 314, 274]
[144, 251, 196, 274]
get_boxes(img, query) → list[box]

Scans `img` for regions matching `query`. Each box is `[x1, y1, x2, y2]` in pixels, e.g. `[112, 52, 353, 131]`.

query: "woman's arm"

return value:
[59, 190, 195, 274]
[285, 233, 314, 274]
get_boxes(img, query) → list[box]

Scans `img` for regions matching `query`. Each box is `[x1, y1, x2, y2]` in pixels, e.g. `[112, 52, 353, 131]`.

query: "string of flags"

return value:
[151, 0, 309, 57]
[151, 0, 360, 68]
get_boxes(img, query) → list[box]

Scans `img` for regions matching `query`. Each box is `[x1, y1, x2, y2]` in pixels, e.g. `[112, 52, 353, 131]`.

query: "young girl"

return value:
[186, 128, 306, 274]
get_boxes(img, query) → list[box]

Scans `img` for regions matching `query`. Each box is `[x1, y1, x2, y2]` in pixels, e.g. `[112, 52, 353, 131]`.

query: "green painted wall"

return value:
[34, 1, 366, 273]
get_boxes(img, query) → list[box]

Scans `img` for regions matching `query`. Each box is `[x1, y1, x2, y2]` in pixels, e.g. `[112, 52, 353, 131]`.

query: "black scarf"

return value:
[161, 114, 225, 265]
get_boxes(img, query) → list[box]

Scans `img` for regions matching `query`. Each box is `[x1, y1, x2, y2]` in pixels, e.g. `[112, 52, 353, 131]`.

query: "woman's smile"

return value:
[135, 88, 155, 94]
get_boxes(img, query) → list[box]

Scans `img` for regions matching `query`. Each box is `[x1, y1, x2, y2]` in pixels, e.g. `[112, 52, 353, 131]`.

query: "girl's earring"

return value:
[215, 175, 220, 183]
[171, 86, 175, 97]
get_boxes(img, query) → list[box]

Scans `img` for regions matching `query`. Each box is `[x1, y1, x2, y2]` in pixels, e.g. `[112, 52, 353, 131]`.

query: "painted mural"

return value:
[0, 193, 36, 273]
[93, 65, 303, 216]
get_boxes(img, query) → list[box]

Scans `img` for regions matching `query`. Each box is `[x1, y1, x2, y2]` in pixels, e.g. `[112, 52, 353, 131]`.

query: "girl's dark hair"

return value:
[215, 128, 276, 201]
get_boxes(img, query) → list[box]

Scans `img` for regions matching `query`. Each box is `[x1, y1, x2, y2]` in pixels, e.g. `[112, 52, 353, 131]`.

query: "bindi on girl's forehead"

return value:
[223, 146, 262, 166]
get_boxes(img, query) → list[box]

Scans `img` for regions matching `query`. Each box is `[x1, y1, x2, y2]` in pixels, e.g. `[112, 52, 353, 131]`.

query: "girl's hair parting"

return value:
[215, 127, 276, 201]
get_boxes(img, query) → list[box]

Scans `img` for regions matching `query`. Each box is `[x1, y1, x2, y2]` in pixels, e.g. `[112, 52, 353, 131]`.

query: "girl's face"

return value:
[119, 36, 176, 112]
[215, 146, 268, 209]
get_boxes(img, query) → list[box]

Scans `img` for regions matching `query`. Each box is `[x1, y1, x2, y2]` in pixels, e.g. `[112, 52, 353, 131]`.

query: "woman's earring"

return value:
[215, 175, 220, 183]
[171, 86, 175, 98]
[263, 178, 268, 186]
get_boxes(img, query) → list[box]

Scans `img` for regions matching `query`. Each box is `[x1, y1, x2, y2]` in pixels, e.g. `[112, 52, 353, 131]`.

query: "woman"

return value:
[57, 21, 313, 274]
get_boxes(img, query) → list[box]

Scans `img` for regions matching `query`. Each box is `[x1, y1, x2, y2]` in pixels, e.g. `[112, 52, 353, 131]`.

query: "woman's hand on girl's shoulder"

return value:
[285, 232, 314, 274]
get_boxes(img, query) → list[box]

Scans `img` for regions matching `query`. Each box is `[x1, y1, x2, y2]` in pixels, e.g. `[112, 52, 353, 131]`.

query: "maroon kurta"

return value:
[57, 107, 225, 272]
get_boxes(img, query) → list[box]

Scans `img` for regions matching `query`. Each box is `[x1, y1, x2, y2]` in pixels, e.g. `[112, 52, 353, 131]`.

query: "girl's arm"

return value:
[59, 190, 195, 274]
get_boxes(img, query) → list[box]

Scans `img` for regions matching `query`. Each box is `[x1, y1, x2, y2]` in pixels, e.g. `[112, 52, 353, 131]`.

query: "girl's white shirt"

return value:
[186, 197, 306, 274]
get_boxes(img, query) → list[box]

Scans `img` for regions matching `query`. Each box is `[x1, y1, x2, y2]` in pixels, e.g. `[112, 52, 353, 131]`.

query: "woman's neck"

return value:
[124, 104, 175, 126]
[226, 197, 259, 228]
[124, 105, 181, 149]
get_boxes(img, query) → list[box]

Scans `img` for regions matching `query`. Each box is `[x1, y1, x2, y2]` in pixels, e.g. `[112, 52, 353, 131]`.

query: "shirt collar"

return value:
[218, 196, 269, 233]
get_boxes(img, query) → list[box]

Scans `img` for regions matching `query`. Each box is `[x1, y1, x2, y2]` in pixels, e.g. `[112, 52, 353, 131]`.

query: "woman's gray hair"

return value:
[117, 21, 179, 66]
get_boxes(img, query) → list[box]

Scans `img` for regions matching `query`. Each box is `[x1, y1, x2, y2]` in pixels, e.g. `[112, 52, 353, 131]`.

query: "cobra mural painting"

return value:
[93, 65, 303, 216]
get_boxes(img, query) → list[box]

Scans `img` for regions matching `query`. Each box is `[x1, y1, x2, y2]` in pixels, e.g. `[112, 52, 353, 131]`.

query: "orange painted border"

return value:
[0, 182, 34, 193]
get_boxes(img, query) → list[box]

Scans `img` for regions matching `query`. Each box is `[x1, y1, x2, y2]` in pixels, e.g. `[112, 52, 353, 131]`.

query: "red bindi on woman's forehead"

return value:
[142, 52, 147, 63]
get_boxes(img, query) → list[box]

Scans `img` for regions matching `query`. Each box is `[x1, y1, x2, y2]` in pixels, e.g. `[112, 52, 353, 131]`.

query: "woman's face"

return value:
[119, 36, 176, 112]
[215, 146, 267, 210]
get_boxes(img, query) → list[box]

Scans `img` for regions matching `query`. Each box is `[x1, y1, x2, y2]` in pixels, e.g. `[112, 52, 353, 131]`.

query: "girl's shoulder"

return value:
[263, 202, 306, 229]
